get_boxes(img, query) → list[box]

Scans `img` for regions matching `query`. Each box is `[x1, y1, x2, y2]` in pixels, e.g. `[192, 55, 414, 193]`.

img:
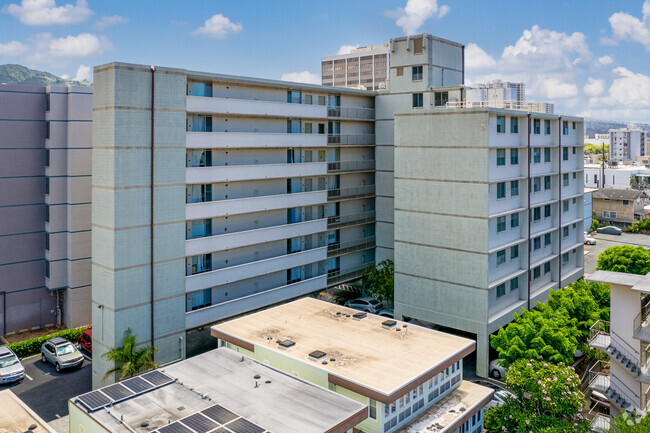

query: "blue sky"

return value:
[1, 0, 650, 122]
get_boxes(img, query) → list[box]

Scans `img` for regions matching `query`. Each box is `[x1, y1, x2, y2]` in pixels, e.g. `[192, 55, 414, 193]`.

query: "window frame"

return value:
[412, 93, 423, 108]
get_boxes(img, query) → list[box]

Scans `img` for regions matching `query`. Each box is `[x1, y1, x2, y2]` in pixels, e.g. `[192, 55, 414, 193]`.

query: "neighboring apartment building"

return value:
[393, 109, 585, 376]
[584, 164, 650, 189]
[0, 84, 91, 337]
[586, 271, 650, 432]
[69, 347, 367, 433]
[586, 133, 610, 147]
[592, 188, 646, 226]
[525, 101, 554, 114]
[610, 127, 647, 163]
[212, 298, 492, 433]
[321, 44, 390, 90]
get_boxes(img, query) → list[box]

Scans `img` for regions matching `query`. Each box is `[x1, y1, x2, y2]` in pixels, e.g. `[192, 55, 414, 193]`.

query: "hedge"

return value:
[4, 326, 88, 358]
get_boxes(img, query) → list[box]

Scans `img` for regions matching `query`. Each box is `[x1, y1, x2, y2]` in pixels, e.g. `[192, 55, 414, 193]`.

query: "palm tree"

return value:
[102, 328, 158, 381]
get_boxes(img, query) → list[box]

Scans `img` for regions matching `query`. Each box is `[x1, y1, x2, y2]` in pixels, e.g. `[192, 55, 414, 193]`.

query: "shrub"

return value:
[5, 326, 88, 358]
[628, 220, 641, 233]
[590, 217, 600, 232]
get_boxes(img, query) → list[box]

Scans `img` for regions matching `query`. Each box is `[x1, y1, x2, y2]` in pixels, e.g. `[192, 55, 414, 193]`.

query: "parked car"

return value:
[78, 328, 92, 353]
[344, 297, 384, 313]
[0, 346, 25, 385]
[489, 359, 507, 379]
[584, 234, 597, 245]
[41, 337, 84, 372]
[378, 309, 394, 319]
[596, 226, 622, 235]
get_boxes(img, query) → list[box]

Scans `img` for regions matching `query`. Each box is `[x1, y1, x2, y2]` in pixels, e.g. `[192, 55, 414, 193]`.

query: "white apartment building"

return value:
[465, 85, 517, 108]
[525, 101, 554, 114]
[584, 164, 650, 189]
[610, 127, 647, 163]
[586, 133, 610, 147]
[322, 44, 390, 90]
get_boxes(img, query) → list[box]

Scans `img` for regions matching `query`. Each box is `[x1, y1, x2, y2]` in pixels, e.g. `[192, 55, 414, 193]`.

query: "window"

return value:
[533, 267, 541, 279]
[572, 122, 576, 130]
[497, 182, 506, 199]
[572, 197, 576, 205]
[396, 67, 404, 76]
[412, 93, 423, 108]
[573, 172, 577, 180]
[623, 200, 630, 206]
[304, 123, 312, 134]
[544, 119, 551, 134]
[510, 278, 519, 292]
[496, 116, 506, 133]
[534, 237, 541, 250]
[369, 399, 377, 420]
[572, 146, 576, 154]
[533, 177, 541, 192]
[544, 262, 551, 274]
[45, 260, 50, 279]
[511, 244, 519, 259]
[189, 288, 212, 311]
[563, 200, 569, 212]
[497, 149, 506, 166]
[563, 121, 569, 135]
[45, 149, 50, 167]
[496, 284, 506, 298]
[533, 207, 541, 221]
[412, 66, 423, 81]
[45, 233, 49, 251]
[304, 95, 312, 104]
[287, 90, 302, 104]
[45, 206, 49, 223]
[511, 117, 519, 133]
[318, 96, 326, 106]
[544, 147, 551, 163]
[434, 91, 448, 107]
[45, 177, 49, 195]
[45, 121, 50, 139]
[511, 213, 519, 228]
[318, 123, 325, 134]
[497, 216, 506, 232]
[544, 233, 551, 246]
[533, 148, 541, 163]
[511, 148, 519, 165]
[563, 173, 569, 186]
[511, 180, 519, 196]
[563, 147, 569, 161]
[533, 119, 540, 134]
[497, 250, 506, 266]
[45, 94, 50, 111]
[563, 226, 569, 237]
[544, 204, 551, 218]
[544, 175, 551, 190]
[563, 252, 569, 264]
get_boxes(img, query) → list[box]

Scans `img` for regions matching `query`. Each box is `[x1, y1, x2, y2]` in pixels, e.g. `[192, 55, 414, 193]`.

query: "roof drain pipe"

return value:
[150, 66, 156, 351]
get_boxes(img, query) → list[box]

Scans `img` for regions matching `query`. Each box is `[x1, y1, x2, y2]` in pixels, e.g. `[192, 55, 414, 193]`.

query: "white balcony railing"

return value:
[187, 96, 328, 119]
[186, 162, 327, 184]
[186, 131, 327, 149]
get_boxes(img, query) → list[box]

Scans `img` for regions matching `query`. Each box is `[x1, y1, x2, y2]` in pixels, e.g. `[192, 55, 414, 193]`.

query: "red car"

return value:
[79, 329, 92, 353]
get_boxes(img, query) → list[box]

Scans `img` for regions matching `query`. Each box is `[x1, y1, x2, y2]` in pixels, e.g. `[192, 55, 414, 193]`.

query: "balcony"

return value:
[634, 308, 650, 342]
[327, 160, 375, 173]
[185, 247, 327, 292]
[186, 132, 327, 149]
[588, 321, 611, 352]
[185, 275, 327, 329]
[327, 134, 375, 146]
[186, 219, 327, 256]
[327, 210, 376, 229]
[186, 191, 327, 220]
[187, 96, 327, 119]
[186, 162, 326, 184]
[587, 366, 637, 414]
[328, 261, 375, 286]
[327, 236, 376, 257]
[327, 185, 375, 201]
[327, 106, 375, 121]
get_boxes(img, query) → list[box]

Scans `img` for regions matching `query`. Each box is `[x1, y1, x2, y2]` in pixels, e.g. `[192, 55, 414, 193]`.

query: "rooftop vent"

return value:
[278, 340, 295, 350]
[309, 350, 327, 361]
[382, 320, 397, 329]
[352, 312, 367, 320]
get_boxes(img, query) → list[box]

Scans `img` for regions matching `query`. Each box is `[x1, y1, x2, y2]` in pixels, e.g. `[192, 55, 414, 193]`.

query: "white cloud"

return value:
[464, 43, 496, 70]
[599, 36, 618, 46]
[581, 67, 650, 122]
[386, 0, 450, 35]
[608, 1, 650, 50]
[538, 78, 578, 99]
[94, 14, 128, 29]
[0, 40, 27, 56]
[280, 71, 320, 85]
[170, 20, 189, 26]
[597, 55, 613, 65]
[337, 44, 359, 55]
[3, 0, 93, 25]
[25, 33, 112, 64]
[191, 14, 243, 39]
[72, 64, 91, 82]
[584, 77, 605, 96]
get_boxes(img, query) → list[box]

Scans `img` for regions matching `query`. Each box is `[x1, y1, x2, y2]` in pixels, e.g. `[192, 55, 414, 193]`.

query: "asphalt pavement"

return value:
[0, 351, 92, 422]
[584, 231, 650, 276]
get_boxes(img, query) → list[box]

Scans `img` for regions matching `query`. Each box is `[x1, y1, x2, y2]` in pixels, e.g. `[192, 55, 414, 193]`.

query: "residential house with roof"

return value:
[592, 188, 647, 226]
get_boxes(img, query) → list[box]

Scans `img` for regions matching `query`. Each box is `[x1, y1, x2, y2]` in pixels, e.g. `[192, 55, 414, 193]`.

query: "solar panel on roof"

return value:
[212, 428, 234, 433]
[100, 383, 134, 401]
[225, 417, 265, 433]
[202, 404, 238, 424]
[157, 422, 194, 433]
[121, 376, 151, 393]
[141, 370, 173, 386]
[179, 413, 219, 433]
[76, 390, 112, 411]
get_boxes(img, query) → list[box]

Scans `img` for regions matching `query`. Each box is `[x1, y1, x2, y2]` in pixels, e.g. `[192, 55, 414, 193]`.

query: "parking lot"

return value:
[584, 231, 650, 276]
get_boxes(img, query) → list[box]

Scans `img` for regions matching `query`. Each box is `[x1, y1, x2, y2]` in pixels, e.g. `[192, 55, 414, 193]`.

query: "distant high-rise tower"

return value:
[321, 44, 390, 90]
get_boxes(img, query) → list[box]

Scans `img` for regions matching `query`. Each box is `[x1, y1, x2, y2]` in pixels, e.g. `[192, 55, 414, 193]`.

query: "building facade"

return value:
[592, 188, 646, 226]
[322, 44, 390, 90]
[609, 128, 647, 163]
[0, 84, 91, 337]
[393, 109, 585, 376]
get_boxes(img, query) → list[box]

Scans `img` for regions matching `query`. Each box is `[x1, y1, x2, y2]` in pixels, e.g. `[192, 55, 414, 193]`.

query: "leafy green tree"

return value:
[628, 220, 641, 233]
[485, 359, 589, 433]
[362, 259, 394, 303]
[590, 214, 600, 232]
[597, 245, 650, 275]
[607, 411, 650, 432]
[102, 328, 158, 381]
[547, 280, 610, 340]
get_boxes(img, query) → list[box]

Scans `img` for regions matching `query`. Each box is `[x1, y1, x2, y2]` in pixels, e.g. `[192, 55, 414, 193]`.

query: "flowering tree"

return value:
[484, 359, 590, 433]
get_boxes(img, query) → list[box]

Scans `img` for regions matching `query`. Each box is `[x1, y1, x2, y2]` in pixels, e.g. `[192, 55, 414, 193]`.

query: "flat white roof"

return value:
[0, 389, 56, 433]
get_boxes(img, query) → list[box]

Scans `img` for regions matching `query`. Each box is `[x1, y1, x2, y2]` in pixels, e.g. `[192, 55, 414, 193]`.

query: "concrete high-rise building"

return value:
[393, 108, 585, 376]
[321, 44, 389, 90]
[0, 84, 92, 337]
[609, 127, 647, 163]
[525, 102, 554, 114]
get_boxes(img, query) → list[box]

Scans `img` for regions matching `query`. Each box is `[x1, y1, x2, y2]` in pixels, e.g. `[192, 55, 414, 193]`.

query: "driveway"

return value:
[584, 232, 650, 276]
[0, 352, 92, 422]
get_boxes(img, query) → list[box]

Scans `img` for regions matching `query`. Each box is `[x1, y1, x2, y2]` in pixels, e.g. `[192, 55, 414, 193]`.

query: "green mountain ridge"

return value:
[0, 64, 91, 87]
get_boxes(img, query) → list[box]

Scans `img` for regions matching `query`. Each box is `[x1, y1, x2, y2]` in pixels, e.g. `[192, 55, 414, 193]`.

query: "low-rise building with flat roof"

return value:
[211, 297, 492, 433]
[0, 389, 57, 433]
[68, 347, 366, 433]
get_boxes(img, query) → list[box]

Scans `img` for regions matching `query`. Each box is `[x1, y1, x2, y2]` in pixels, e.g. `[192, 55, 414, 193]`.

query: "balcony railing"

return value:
[444, 99, 550, 114]
[327, 261, 375, 286]
[327, 106, 375, 120]
[327, 185, 376, 200]
[634, 308, 650, 342]
[589, 320, 611, 351]
[327, 160, 376, 173]
[327, 236, 376, 256]
[586, 402, 610, 433]
[327, 210, 376, 229]
[327, 134, 376, 146]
